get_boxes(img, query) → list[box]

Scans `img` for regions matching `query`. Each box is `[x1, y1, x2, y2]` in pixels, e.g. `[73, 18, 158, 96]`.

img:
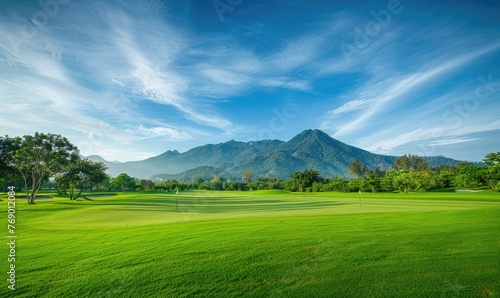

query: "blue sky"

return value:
[1, 0, 499, 162]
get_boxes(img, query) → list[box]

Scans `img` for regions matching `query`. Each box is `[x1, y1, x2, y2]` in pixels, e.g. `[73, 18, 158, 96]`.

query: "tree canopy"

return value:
[111, 173, 136, 193]
[56, 158, 108, 200]
[483, 152, 500, 166]
[290, 169, 320, 192]
[7, 133, 79, 203]
[391, 154, 431, 172]
[348, 160, 370, 178]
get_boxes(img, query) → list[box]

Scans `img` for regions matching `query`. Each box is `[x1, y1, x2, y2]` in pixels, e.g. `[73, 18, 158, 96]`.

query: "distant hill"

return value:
[88, 129, 467, 180]
[151, 166, 225, 182]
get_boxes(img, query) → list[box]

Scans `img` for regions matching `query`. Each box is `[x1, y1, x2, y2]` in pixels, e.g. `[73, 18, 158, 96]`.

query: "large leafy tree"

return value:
[8, 133, 79, 203]
[136, 179, 155, 192]
[480, 166, 500, 192]
[392, 170, 434, 193]
[0, 136, 22, 191]
[483, 152, 500, 166]
[56, 158, 108, 200]
[290, 169, 320, 192]
[110, 173, 136, 193]
[348, 160, 369, 178]
[392, 170, 413, 193]
[210, 176, 224, 190]
[454, 166, 483, 188]
[242, 170, 253, 183]
[481, 152, 500, 192]
[391, 154, 430, 172]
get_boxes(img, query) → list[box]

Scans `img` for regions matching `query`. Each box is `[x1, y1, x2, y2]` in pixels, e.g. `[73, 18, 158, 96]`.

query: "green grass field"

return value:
[1, 190, 499, 297]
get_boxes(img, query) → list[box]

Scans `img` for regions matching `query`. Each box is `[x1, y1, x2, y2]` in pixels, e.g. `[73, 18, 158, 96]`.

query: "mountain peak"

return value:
[299, 128, 320, 135]
[289, 129, 333, 143]
[156, 150, 180, 159]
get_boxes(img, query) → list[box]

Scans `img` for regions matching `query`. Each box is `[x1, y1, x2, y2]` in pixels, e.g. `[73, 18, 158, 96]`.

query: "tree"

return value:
[452, 161, 471, 174]
[210, 176, 224, 190]
[454, 166, 483, 188]
[242, 170, 253, 183]
[136, 179, 155, 192]
[480, 166, 500, 192]
[481, 152, 500, 192]
[349, 160, 369, 178]
[410, 172, 433, 192]
[392, 170, 434, 193]
[328, 177, 348, 192]
[198, 181, 210, 190]
[392, 170, 413, 193]
[56, 159, 108, 200]
[111, 173, 135, 193]
[380, 170, 398, 192]
[347, 178, 370, 192]
[290, 170, 320, 192]
[436, 169, 456, 188]
[8, 133, 79, 203]
[483, 152, 500, 166]
[0, 136, 22, 192]
[391, 154, 430, 172]
[95, 175, 111, 191]
[365, 173, 382, 192]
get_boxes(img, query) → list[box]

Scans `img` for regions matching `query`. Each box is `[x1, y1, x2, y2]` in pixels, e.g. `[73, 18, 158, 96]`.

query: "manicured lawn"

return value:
[1, 190, 499, 297]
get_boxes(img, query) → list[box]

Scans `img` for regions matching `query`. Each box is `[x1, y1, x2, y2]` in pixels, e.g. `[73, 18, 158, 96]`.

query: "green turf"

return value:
[1, 190, 499, 297]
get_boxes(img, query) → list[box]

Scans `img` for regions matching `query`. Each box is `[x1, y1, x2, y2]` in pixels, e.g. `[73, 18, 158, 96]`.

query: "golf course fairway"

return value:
[1, 190, 499, 297]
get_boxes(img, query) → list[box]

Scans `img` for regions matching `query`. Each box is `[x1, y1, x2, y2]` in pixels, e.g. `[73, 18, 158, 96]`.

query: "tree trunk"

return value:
[74, 188, 84, 200]
[30, 187, 40, 204]
[69, 183, 75, 200]
[24, 182, 30, 203]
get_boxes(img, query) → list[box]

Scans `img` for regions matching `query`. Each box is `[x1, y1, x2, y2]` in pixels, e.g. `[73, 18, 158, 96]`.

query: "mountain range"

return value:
[88, 129, 465, 181]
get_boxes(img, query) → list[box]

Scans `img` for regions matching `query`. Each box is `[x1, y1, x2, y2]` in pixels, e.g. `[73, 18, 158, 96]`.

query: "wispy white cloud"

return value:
[269, 35, 325, 72]
[328, 42, 500, 137]
[428, 137, 481, 147]
[365, 128, 439, 154]
[135, 125, 192, 140]
[357, 85, 500, 155]
[0, 2, 206, 161]
[259, 78, 311, 91]
[328, 98, 378, 116]
[203, 68, 249, 86]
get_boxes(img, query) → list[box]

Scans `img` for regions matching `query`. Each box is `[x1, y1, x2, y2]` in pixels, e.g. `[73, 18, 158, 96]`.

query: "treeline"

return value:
[286, 154, 500, 193]
[137, 153, 499, 194]
[58, 154, 500, 194]
[1, 133, 499, 204]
